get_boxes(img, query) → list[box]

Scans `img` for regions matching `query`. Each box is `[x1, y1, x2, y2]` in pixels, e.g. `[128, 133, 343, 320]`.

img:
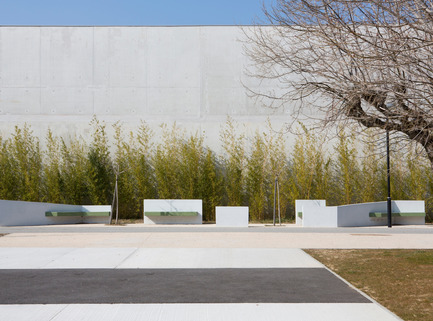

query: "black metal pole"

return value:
[386, 129, 392, 228]
[273, 177, 277, 226]
[276, 176, 281, 226]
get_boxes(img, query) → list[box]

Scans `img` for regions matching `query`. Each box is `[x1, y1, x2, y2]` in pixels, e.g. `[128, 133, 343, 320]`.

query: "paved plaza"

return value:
[0, 224, 432, 320]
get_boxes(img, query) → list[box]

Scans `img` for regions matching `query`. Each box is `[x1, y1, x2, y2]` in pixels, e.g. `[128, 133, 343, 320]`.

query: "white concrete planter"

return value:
[0, 200, 111, 226]
[296, 199, 425, 227]
[143, 199, 202, 224]
[216, 206, 249, 227]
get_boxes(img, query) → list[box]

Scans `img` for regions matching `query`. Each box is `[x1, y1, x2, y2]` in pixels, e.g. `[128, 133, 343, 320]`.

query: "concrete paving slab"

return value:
[42, 247, 138, 269]
[1, 229, 432, 248]
[0, 226, 411, 321]
[117, 248, 323, 268]
[0, 248, 324, 269]
[0, 303, 402, 321]
[0, 305, 68, 321]
[0, 247, 73, 269]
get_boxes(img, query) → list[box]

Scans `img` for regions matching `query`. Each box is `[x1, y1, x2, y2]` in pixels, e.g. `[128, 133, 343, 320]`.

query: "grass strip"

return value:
[305, 249, 433, 321]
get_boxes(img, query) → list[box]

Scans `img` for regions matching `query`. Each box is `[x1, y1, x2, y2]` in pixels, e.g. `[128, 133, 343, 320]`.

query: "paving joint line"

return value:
[114, 247, 140, 269]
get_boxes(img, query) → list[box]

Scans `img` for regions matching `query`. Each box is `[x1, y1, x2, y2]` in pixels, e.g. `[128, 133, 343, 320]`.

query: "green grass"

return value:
[306, 249, 433, 321]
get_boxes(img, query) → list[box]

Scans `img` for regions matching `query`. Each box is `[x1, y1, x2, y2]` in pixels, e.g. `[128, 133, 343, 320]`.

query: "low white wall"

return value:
[337, 202, 389, 227]
[298, 200, 425, 227]
[216, 206, 249, 227]
[295, 200, 326, 226]
[303, 205, 338, 227]
[337, 201, 425, 227]
[143, 199, 203, 224]
[0, 200, 111, 226]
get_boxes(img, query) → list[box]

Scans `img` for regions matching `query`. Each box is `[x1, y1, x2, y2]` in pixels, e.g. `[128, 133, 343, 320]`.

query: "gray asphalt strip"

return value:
[1, 268, 370, 304]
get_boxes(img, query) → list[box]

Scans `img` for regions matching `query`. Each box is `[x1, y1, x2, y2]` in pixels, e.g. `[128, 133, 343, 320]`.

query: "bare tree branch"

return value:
[244, 0, 433, 164]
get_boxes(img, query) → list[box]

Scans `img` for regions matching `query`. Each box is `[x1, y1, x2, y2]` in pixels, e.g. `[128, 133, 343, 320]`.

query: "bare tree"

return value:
[244, 0, 433, 164]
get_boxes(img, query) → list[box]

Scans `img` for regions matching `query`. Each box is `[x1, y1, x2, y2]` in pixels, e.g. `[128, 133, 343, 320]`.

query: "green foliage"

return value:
[87, 117, 114, 205]
[289, 124, 331, 202]
[121, 121, 156, 218]
[246, 132, 271, 221]
[113, 122, 138, 219]
[0, 119, 432, 223]
[388, 145, 410, 201]
[59, 136, 89, 205]
[405, 146, 428, 201]
[153, 124, 223, 220]
[153, 123, 184, 199]
[198, 149, 224, 221]
[0, 135, 17, 200]
[334, 128, 360, 205]
[262, 121, 292, 221]
[359, 129, 385, 202]
[0, 125, 43, 201]
[220, 117, 247, 206]
[43, 129, 63, 203]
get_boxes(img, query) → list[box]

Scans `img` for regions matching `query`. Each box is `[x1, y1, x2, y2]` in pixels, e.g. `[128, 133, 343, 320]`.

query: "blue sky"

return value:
[0, 0, 274, 26]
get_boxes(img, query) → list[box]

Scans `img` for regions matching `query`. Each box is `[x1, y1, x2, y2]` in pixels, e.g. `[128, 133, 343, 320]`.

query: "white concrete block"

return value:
[216, 206, 249, 227]
[295, 200, 326, 226]
[303, 205, 338, 228]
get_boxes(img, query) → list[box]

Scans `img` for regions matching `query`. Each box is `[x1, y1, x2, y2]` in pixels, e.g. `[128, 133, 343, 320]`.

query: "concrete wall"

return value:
[0, 26, 293, 150]
[0, 200, 111, 226]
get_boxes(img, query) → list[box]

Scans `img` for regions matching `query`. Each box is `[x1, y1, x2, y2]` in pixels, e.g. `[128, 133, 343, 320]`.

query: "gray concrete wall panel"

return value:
[93, 27, 148, 88]
[147, 27, 201, 89]
[41, 87, 94, 115]
[0, 26, 293, 149]
[40, 27, 93, 87]
[0, 88, 41, 114]
[0, 27, 41, 88]
[94, 87, 147, 115]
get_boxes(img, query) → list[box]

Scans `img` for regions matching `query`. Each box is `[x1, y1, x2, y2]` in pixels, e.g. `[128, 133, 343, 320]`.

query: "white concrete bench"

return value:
[143, 199, 202, 224]
[295, 199, 425, 227]
[0, 200, 111, 226]
[216, 206, 249, 227]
